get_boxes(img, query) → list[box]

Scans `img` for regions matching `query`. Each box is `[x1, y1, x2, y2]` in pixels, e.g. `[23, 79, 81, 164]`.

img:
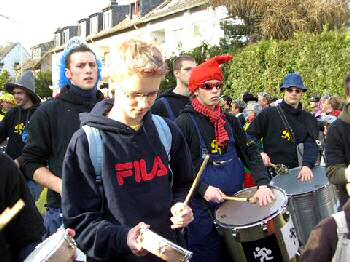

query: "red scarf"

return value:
[192, 98, 229, 146]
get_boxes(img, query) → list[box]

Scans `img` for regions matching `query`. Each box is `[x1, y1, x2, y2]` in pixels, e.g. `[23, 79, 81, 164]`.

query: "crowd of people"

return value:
[0, 38, 349, 262]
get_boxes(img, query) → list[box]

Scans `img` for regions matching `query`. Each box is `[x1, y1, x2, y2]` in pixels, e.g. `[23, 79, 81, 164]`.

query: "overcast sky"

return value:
[0, 0, 115, 50]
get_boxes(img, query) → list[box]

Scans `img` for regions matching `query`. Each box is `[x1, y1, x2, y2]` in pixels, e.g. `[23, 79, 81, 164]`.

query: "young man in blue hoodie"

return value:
[62, 40, 194, 262]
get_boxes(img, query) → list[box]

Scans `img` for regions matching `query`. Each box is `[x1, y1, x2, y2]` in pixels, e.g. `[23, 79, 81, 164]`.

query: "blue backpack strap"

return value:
[82, 125, 104, 199]
[159, 97, 176, 121]
[188, 114, 208, 159]
[151, 114, 173, 186]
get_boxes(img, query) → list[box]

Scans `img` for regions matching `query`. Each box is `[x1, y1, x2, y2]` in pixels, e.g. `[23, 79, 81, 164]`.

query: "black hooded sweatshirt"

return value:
[21, 87, 103, 209]
[0, 153, 45, 262]
[62, 100, 193, 262]
[151, 90, 190, 119]
[175, 104, 270, 196]
[247, 100, 318, 169]
[0, 105, 39, 159]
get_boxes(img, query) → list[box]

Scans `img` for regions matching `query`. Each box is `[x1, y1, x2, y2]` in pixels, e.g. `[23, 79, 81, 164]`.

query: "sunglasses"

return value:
[285, 88, 301, 94]
[200, 82, 223, 91]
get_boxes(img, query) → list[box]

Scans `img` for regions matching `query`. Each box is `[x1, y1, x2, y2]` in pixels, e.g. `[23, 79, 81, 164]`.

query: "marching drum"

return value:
[138, 227, 192, 262]
[24, 228, 77, 262]
[271, 165, 338, 245]
[215, 187, 299, 262]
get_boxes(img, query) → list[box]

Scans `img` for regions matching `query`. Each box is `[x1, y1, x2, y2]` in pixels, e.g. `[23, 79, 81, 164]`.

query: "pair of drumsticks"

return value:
[183, 155, 257, 205]
[0, 199, 25, 230]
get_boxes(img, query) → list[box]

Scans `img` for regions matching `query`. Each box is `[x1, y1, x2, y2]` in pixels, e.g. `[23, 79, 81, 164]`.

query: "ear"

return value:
[65, 68, 71, 80]
[173, 70, 180, 78]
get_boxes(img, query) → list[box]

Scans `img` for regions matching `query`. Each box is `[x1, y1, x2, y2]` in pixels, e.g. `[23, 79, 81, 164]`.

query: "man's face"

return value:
[231, 105, 240, 115]
[195, 80, 222, 107]
[116, 74, 161, 123]
[13, 87, 31, 108]
[0, 101, 14, 112]
[174, 60, 197, 87]
[283, 87, 303, 107]
[65, 51, 98, 90]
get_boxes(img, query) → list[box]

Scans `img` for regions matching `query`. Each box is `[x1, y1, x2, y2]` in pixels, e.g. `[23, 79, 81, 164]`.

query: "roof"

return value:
[53, 0, 208, 52]
[0, 43, 16, 61]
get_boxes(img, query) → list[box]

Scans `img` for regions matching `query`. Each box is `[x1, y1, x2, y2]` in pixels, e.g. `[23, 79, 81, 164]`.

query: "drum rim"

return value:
[271, 180, 330, 196]
[215, 186, 288, 229]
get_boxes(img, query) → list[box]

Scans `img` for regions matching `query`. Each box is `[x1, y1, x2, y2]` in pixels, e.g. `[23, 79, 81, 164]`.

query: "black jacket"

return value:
[175, 104, 270, 196]
[21, 87, 103, 209]
[247, 101, 318, 169]
[0, 153, 45, 262]
[151, 90, 190, 119]
[62, 100, 193, 262]
[0, 106, 38, 159]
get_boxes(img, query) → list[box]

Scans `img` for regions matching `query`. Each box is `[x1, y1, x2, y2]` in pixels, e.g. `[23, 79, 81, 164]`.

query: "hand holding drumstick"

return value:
[170, 155, 211, 229]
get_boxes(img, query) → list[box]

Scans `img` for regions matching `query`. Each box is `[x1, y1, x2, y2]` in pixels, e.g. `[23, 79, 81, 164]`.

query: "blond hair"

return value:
[110, 40, 167, 81]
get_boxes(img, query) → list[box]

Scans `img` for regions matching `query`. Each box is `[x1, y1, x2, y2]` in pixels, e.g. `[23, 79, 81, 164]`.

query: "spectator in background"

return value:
[309, 96, 321, 116]
[257, 92, 272, 109]
[231, 100, 246, 127]
[323, 96, 343, 117]
[0, 93, 16, 121]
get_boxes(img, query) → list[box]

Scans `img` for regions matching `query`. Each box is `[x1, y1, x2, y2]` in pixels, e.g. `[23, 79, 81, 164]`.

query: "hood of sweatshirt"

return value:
[58, 86, 104, 106]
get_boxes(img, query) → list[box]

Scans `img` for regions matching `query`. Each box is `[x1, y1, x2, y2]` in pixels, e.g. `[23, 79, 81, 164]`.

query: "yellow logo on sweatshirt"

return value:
[281, 129, 291, 141]
[14, 122, 25, 135]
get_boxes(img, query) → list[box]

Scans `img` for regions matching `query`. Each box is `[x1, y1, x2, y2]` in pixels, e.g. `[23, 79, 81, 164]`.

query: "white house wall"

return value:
[1, 43, 30, 78]
[51, 5, 228, 90]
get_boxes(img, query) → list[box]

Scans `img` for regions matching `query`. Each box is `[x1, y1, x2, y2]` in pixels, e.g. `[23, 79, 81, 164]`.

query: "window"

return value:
[103, 11, 112, 30]
[90, 16, 98, 35]
[80, 21, 86, 37]
[54, 33, 61, 47]
[13, 62, 19, 69]
[0, 62, 3, 69]
[63, 29, 69, 44]
[130, 0, 140, 18]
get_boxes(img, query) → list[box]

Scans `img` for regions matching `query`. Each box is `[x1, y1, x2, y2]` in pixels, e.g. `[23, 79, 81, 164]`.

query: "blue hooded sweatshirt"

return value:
[62, 100, 193, 262]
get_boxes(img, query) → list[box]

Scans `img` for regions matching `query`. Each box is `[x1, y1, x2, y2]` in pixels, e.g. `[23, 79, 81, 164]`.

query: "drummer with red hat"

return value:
[175, 55, 274, 262]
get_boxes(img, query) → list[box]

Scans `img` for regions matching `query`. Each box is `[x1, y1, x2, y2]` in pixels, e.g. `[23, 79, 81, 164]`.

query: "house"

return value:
[22, 41, 54, 73]
[0, 42, 30, 79]
[51, 0, 229, 92]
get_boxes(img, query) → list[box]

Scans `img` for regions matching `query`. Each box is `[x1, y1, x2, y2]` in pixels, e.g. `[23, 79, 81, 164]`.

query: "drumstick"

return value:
[184, 155, 210, 206]
[223, 195, 257, 204]
[0, 199, 25, 230]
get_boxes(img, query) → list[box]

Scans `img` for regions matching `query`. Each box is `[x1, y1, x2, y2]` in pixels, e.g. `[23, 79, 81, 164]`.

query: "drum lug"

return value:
[262, 221, 269, 236]
[231, 229, 240, 241]
[283, 211, 290, 222]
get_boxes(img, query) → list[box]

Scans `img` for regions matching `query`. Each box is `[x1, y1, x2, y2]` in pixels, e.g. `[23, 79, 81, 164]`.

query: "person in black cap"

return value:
[247, 73, 319, 181]
[0, 71, 40, 162]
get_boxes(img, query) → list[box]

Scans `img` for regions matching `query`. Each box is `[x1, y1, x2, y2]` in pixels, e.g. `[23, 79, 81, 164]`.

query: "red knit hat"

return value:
[189, 55, 232, 94]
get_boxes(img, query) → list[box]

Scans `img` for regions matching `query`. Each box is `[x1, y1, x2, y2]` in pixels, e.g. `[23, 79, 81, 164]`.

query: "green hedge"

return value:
[224, 30, 350, 100]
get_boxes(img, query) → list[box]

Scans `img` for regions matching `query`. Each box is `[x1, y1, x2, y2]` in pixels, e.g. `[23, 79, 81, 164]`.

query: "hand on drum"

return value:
[254, 186, 275, 206]
[170, 202, 194, 229]
[297, 166, 314, 182]
[128, 222, 149, 257]
[260, 153, 271, 166]
[204, 186, 226, 204]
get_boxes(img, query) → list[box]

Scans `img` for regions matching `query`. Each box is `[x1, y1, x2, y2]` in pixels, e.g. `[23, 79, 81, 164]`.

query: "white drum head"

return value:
[215, 187, 287, 228]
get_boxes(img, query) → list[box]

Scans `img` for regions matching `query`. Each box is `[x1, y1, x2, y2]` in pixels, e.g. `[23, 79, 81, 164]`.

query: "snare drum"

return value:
[215, 187, 299, 262]
[24, 228, 77, 262]
[271, 165, 338, 245]
[138, 228, 192, 262]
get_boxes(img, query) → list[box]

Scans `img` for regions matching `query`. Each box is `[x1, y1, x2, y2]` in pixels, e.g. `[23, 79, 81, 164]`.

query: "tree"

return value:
[35, 71, 52, 98]
[0, 70, 12, 91]
[209, 0, 350, 40]
[224, 30, 350, 102]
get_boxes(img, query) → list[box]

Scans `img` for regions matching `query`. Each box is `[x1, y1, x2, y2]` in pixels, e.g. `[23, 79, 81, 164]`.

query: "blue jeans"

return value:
[26, 179, 43, 201]
[43, 207, 62, 239]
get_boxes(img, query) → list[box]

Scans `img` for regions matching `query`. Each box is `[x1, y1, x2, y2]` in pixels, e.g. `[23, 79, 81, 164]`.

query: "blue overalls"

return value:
[187, 114, 245, 262]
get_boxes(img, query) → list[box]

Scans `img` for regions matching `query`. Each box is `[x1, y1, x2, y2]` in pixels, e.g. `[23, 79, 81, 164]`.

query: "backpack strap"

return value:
[151, 114, 173, 186]
[159, 97, 176, 121]
[333, 211, 349, 235]
[82, 125, 104, 199]
[151, 114, 172, 162]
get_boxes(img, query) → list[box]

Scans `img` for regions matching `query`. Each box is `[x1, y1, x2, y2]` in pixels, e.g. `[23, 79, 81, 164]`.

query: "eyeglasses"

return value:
[200, 81, 223, 91]
[121, 88, 158, 101]
[285, 88, 301, 94]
